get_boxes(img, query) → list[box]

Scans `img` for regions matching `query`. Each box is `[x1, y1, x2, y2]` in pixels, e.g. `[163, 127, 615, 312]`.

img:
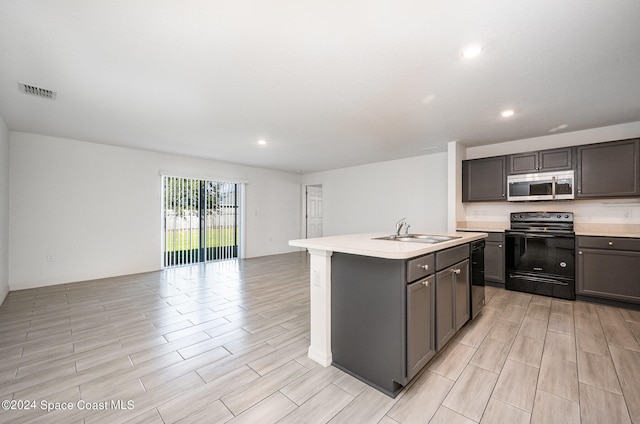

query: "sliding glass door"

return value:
[163, 176, 240, 267]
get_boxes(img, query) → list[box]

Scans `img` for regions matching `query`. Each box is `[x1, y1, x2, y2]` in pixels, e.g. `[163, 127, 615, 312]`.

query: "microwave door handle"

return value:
[552, 176, 556, 199]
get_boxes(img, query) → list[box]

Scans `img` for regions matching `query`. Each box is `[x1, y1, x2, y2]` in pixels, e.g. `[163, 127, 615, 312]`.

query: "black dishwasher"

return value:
[470, 239, 485, 319]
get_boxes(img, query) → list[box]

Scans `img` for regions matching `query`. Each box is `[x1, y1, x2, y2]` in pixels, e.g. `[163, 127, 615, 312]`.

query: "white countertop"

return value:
[289, 231, 488, 260]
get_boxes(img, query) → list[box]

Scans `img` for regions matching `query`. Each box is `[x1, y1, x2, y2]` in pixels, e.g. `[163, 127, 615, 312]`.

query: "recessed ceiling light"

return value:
[501, 109, 515, 118]
[461, 45, 483, 59]
[257, 139, 267, 146]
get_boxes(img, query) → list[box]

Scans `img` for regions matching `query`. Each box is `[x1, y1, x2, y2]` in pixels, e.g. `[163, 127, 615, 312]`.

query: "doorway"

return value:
[305, 184, 323, 238]
[163, 176, 241, 267]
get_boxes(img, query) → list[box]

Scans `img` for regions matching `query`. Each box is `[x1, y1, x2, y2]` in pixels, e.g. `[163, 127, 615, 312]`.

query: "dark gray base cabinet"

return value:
[436, 259, 469, 350]
[330, 245, 470, 397]
[577, 236, 640, 304]
[485, 232, 505, 284]
[407, 275, 436, 380]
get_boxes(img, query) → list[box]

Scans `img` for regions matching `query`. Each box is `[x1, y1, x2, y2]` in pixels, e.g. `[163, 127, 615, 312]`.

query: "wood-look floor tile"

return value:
[140, 347, 227, 391]
[575, 327, 609, 357]
[386, 371, 454, 424]
[469, 337, 511, 374]
[577, 349, 622, 394]
[510, 293, 533, 309]
[530, 295, 552, 306]
[480, 397, 531, 424]
[158, 365, 259, 423]
[518, 316, 548, 341]
[171, 400, 234, 424]
[226, 392, 297, 424]
[602, 323, 640, 352]
[508, 334, 544, 368]
[196, 342, 277, 383]
[499, 304, 527, 323]
[574, 311, 603, 333]
[442, 365, 499, 422]
[280, 364, 343, 405]
[548, 312, 575, 335]
[428, 342, 476, 380]
[332, 373, 368, 397]
[537, 354, 579, 402]
[487, 319, 519, 344]
[609, 345, 640, 424]
[429, 406, 476, 424]
[526, 303, 550, 321]
[543, 331, 576, 363]
[3, 252, 640, 424]
[327, 386, 395, 424]
[456, 319, 493, 349]
[279, 383, 354, 424]
[530, 390, 580, 424]
[550, 299, 573, 317]
[121, 409, 165, 424]
[246, 337, 309, 376]
[579, 382, 631, 424]
[492, 359, 539, 412]
[221, 360, 308, 415]
[620, 308, 640, 324]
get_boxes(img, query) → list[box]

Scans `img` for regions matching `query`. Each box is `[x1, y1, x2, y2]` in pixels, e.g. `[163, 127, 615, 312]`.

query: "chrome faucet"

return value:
[395, 218, 409, 237]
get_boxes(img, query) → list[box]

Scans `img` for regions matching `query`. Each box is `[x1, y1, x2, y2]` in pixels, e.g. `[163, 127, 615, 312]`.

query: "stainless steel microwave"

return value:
[507, 170, 575, 201]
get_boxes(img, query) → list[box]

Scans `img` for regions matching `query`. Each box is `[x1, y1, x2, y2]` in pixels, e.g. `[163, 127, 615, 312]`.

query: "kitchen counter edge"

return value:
[289, 232, 488, 260]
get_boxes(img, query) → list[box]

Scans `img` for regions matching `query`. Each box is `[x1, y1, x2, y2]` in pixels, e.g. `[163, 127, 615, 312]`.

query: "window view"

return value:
[163, 176, 239, 267]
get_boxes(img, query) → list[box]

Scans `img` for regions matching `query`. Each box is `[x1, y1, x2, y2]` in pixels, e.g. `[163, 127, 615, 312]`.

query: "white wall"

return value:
[460, 121, 640, 226]
[9, 132, 302, 290]
[0, 115, 9, 304]
[302, 153, 448, 236]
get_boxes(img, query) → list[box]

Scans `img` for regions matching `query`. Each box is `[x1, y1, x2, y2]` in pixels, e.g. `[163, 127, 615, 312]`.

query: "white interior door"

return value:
[306, 185, 323, 238]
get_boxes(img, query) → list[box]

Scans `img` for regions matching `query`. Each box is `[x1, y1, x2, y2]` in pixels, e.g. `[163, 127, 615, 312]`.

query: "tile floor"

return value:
[1, 251, 640, 423]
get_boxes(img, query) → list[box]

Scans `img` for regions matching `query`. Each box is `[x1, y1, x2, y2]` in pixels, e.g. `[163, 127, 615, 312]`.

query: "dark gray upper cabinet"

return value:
[577, 236, 640, 304]
[508, 147, 574, 174]
[462, 156, 506, 202]
[576, 138, 640, 198]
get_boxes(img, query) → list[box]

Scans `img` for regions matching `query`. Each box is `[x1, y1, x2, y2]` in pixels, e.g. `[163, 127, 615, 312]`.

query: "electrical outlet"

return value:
[47, 255, 55, 262]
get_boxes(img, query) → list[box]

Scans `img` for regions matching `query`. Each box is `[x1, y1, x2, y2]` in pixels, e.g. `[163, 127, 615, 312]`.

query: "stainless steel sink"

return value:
[373, 234, 461, 244]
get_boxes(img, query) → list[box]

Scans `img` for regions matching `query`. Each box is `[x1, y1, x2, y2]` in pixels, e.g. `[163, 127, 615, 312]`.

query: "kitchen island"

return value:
[289, 231, 487, 396]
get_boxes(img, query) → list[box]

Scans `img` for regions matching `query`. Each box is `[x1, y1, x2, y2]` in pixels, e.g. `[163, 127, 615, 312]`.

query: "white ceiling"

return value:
[1, 1, 639, 173]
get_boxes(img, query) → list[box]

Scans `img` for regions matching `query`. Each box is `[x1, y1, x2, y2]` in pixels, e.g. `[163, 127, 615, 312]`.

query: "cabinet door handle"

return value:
[608, 241, 614, 246]
[418, 264, 429, 270]
[453, 269, 461, 275]
[498, 244, 502, 248]
[422, 281, 430, 287]
[579, 251, 583, 255]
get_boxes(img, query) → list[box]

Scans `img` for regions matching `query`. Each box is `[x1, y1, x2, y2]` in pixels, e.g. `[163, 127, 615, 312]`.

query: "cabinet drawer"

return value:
[485, 232, 504, 243]
[436, 245, 469, 271]
[406, 254, 434, 283]
[578, 236, 640, 252]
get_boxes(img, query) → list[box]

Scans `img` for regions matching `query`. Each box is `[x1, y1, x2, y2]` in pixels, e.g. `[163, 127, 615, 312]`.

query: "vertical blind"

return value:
[163, 176, 239, 267]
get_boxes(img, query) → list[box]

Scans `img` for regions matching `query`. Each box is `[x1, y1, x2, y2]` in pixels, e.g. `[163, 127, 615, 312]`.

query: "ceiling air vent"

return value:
[18, 82, 56, 100]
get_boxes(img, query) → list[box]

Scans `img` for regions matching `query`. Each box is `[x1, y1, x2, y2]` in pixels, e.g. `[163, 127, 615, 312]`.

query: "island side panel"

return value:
[307, 248, 334, 366]
[331, 252, 406, 396]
